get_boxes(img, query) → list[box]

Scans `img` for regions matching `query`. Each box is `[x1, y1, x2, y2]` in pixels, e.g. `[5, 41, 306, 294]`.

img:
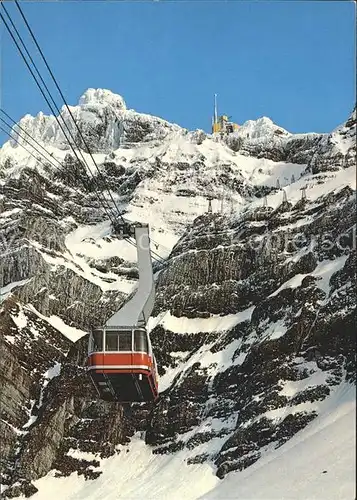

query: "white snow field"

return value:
[25, 435, 220, 500]
[20, 382, 355, 500]
[201, 383, 356, 500]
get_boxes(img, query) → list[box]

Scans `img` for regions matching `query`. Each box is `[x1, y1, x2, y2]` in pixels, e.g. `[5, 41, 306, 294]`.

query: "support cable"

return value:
[14, 0, 126, 224]
[1, 4, 167, 263]
[0, 4, 117, 223]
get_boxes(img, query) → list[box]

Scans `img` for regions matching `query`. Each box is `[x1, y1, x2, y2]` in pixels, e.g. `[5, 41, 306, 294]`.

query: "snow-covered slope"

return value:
[0, 90, 355, 499]
[203, 383, 356, 500]
[13, 384, 356, 500]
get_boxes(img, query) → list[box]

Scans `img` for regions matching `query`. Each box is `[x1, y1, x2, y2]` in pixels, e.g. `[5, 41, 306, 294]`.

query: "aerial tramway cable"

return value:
[12, 1, 166, 260]
[0, 116, 67, 172]
[1, 109, 68, 172]
[13, 0, 126, 225]
[1, 3, 166, 264]
[0, 114, 107, 205]
[0, 124, 62, 173]
[1, 111, 165, 264]
[0, 4, 117, 224]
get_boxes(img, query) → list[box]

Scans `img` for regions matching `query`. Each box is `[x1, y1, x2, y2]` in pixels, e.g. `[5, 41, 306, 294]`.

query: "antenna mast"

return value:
[214, 93, 218, 125]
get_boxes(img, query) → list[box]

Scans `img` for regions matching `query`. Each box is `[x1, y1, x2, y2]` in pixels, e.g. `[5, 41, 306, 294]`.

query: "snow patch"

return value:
[270, 254, 349, 298]
[148, 307, 254, 335]
[28, 434, 219, 500]
[262, 318, 287, 341]
[11, 308, 28, 329]
[202, 384, 356, 500]
[28, 305, 87, 342]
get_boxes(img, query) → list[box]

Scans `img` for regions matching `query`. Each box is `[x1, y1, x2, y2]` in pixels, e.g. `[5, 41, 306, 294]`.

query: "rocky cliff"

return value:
[0, 89, 355, 498]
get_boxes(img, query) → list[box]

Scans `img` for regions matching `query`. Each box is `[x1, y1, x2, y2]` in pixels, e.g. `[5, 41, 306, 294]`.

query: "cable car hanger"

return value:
[87, 220, 159, 403]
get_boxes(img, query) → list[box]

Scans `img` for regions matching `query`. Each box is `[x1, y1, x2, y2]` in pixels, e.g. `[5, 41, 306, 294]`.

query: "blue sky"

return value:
[0, 1, 355, 146]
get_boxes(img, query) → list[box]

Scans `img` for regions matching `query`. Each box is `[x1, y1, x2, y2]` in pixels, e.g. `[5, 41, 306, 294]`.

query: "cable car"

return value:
[87, 222, 159, 402]
[88, 327, 158, 402]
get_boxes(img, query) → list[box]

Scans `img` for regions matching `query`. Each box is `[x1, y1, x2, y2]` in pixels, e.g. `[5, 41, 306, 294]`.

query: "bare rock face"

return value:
[145, 181, 356, 476]
[0, 90, 355, 496]
[0, 162, 127, 332]
[1, 315, 137, 497]
[0, 299, 71, 492]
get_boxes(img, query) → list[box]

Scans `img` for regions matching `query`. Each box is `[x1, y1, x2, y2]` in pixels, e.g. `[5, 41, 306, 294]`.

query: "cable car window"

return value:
[93, 330, 103, 351]
[134, 330, 148, 353]
[105, 332, 119, 351]
[118, 331, 132, 351]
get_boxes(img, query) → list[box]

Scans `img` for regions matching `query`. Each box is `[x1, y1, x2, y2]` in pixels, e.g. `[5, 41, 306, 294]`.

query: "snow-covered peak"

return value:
[78, 88, 127, 111]
[237, 116, 290, 140]
[1, 88, 179, 153]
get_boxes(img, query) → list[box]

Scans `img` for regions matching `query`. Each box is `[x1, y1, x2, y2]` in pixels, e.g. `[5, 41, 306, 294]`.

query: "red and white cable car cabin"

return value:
[87, 222, 159, 403]
[88, 327, 158, 402]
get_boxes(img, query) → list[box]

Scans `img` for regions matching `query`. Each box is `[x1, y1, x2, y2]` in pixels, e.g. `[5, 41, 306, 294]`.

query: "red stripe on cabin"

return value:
[98, 369, 152, 375]
[88, 352, 152, 367]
